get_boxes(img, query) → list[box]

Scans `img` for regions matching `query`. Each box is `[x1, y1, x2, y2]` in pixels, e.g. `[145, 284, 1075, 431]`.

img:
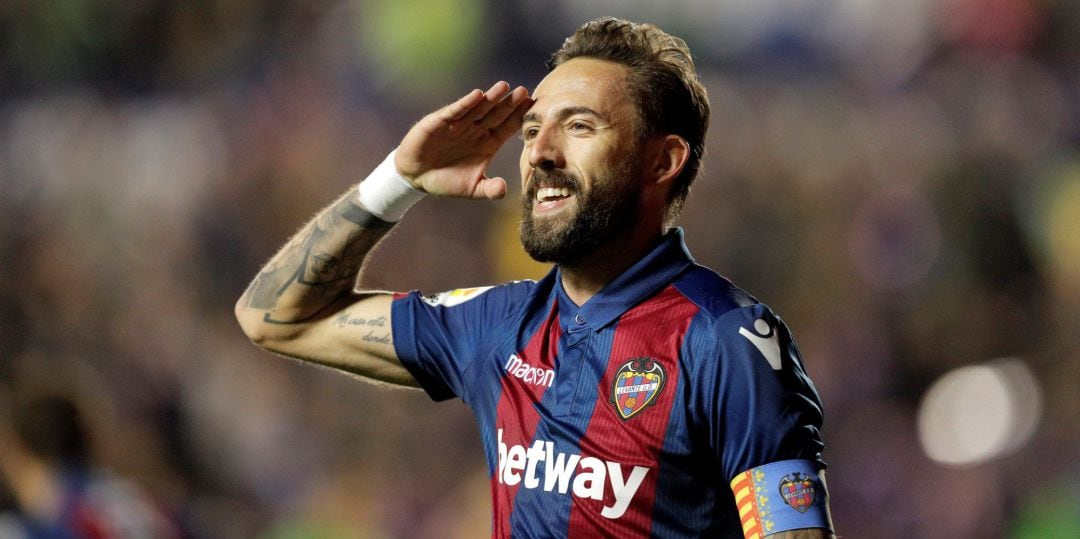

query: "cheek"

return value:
[518, 151, 531, 187]
[576, 144, 619, 179]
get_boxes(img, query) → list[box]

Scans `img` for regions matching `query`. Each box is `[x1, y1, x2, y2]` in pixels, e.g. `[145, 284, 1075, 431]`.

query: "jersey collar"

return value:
[555, 228, 695, 332]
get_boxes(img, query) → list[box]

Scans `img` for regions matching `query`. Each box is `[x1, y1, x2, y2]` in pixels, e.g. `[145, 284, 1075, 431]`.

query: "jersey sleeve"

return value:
[391, 282, 531, 402]
[692, 303, 826, 482]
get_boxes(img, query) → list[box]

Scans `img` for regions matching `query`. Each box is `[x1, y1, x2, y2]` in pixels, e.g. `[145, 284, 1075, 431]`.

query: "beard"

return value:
[520, 158, 642, 266]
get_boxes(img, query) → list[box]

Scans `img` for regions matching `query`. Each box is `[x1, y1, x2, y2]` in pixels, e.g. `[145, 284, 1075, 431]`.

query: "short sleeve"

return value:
[692, 304, 826, 481]
[391, 282, 532, 402]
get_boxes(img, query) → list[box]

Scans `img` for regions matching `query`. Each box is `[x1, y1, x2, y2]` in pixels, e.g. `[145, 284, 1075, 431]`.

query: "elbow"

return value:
[234, 300, 278, 349]
[234, 298, 311, 355]
[234, 301, 262, 343]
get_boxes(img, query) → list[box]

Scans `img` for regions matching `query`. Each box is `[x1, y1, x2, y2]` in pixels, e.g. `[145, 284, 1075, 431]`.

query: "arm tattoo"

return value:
[240, 195, 394, 323]
[332, 313, 387, 328]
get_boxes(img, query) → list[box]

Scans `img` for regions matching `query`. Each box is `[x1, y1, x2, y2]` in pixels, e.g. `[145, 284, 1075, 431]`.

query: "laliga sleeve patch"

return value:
[730, 460, 832, 538]
[421, 286, 494, 307]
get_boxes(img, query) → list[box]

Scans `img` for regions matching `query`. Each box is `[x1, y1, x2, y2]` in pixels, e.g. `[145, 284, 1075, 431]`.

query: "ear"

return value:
[648, 134, 690, 190]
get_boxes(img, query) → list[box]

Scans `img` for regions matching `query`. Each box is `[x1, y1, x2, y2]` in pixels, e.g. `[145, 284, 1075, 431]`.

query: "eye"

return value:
[521, 126, 539, 141]
[566, 120, 594, 134]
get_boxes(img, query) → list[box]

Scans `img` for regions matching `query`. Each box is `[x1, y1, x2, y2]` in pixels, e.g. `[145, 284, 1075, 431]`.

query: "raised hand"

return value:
[395, 81, 533, 200]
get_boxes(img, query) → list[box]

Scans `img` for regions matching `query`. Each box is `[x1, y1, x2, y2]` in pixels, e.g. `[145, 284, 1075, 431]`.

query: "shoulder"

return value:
[414, 279, 538, 309]
[670, 266, 797, 372]
[392, 277, 556, 334]
[670, 264, 759, 323]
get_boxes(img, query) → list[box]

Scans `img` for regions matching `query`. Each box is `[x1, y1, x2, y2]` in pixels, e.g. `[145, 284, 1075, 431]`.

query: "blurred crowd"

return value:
[1, 0, 1077, 537]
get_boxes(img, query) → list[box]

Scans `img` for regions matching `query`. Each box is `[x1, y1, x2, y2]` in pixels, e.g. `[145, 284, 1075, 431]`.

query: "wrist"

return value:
[357, 149, 426, 222]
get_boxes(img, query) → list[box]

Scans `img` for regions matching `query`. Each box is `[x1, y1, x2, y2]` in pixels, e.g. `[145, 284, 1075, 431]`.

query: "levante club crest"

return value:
[779, 472, 817, 513]
[611, 357, 666, 420]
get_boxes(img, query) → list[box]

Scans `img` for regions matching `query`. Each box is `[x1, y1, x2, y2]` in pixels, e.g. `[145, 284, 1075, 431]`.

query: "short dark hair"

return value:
[548, 17, 710, 222]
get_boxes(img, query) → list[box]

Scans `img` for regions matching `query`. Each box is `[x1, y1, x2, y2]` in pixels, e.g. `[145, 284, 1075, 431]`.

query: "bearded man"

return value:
[236, 17, 835, 538]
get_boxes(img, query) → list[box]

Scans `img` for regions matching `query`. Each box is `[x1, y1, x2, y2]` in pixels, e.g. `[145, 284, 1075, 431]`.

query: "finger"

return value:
[477, 177, 507, 200]
[476, 86, 531, 130]
[490, 94, 536, 142]
[439, 88, 486, 121]
[461, 81, 512, 123]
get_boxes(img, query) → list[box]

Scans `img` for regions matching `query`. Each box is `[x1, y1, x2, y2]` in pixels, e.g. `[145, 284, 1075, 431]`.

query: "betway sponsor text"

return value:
[496, 429, 648, 519]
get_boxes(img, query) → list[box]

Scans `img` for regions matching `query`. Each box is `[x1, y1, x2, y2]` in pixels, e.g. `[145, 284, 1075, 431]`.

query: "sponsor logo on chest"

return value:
[504, 353, 554, 388]
[496, 429, 648, 519]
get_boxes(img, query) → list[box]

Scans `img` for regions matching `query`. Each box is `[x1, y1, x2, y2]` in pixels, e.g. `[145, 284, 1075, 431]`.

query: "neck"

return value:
[558, 226, 665, 306]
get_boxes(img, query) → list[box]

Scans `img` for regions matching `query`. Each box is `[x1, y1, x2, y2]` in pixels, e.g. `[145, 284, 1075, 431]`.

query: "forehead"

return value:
[528, 57, 632, 120]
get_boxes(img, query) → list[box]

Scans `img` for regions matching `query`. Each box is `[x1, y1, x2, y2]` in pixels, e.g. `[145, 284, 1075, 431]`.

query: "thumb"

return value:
[477, 177, 508, 200]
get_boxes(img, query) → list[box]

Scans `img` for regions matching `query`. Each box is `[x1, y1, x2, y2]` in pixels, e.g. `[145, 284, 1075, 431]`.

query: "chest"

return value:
[478, 294, 701, 463]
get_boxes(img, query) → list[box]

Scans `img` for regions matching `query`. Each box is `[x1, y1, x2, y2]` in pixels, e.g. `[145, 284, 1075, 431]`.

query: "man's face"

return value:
[518, 58, 645, 265]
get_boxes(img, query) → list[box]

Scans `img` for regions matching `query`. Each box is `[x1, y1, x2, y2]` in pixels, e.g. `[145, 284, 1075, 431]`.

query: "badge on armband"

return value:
[730, 459, 833, 538]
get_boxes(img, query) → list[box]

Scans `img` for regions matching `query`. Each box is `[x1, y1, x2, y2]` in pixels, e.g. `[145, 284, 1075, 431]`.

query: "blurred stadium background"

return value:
[0, 0, 1077, 537]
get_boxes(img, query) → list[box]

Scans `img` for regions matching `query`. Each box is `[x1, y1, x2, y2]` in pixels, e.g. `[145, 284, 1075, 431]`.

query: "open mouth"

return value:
[528, 169, 579, 214]
[532, 185, 576, 214]
[536, 187, 573, 203]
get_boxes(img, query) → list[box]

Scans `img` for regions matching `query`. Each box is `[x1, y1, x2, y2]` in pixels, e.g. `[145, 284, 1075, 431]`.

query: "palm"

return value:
[396, 82, 532, 200]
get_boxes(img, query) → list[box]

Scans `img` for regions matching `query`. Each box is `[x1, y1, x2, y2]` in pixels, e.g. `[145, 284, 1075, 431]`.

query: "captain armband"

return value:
[730, 459, 833, 538]
[357, 149, 426, 222]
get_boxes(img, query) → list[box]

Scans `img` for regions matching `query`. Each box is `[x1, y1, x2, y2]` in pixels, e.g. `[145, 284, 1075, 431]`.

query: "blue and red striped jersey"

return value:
[392, 229, 826, 537]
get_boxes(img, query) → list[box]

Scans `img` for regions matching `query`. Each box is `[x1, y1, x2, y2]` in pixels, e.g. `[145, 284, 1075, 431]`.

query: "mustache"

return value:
[525, 168, 580, 200]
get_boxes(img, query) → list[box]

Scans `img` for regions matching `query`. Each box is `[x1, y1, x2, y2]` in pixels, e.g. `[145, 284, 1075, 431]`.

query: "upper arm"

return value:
[698, 304, 825, 480]
[235, 292, 419, 388]
[697, 306, 832, 538]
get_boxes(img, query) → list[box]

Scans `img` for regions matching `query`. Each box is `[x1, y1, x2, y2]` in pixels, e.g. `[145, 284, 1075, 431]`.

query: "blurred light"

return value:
[918, 358, 1042, 466]
[548, 0, 786, 57]
[526, 0, 943, 83]
[1022, 159, 1080, 296]
[940, 0, 1043, 53]
[1009, 483, 1080, 539]
[357, 0, 484, 100]
[1042, 167, 1080, 291]
[818, 0, 938, 85]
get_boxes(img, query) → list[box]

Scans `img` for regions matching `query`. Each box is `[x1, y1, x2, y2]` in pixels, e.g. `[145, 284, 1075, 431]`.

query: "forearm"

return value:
[237, 188, 394, 327]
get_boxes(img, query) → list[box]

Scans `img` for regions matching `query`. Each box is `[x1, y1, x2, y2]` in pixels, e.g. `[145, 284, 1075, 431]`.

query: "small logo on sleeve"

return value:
[610, 357, 666, 420]
[738, 318, 782, 370]
[421, 286, 493, 307]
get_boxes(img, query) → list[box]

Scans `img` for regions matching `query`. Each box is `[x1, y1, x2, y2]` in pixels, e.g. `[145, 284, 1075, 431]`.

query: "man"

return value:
[236, 17, 834, 538]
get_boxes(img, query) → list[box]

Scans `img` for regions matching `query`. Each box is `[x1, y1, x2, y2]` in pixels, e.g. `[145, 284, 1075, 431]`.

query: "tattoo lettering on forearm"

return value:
[240, 197, 394, 322]
[361, 330, 392, 345]
[333, 313, 387, 328]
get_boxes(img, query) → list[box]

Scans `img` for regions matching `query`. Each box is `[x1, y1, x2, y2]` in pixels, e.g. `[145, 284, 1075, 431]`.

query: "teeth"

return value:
[536, 187, 572, 202]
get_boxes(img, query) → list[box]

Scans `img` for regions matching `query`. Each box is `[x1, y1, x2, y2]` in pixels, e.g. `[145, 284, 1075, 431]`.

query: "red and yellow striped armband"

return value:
[730, 459, 833, 538]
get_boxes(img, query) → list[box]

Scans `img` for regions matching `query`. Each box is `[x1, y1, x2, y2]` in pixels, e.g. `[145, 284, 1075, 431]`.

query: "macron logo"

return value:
[497, 429, 649, 519]
[739, 318, 782, 370]
[504, 354, 554, 388]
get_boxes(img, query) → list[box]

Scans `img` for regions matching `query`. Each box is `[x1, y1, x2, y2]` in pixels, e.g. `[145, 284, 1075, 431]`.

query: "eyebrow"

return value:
[522, 106, 603, 125]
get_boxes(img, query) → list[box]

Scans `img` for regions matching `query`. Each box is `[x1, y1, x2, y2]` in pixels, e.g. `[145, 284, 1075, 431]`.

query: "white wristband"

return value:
[357, 149, 426, 222]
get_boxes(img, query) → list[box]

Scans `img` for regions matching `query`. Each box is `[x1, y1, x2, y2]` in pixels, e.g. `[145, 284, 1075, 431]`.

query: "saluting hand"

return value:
[395, 81, 533, 200]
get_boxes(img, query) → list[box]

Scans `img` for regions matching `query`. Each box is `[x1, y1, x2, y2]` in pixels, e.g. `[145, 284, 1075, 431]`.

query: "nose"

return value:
[527, 126, 564, 171]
